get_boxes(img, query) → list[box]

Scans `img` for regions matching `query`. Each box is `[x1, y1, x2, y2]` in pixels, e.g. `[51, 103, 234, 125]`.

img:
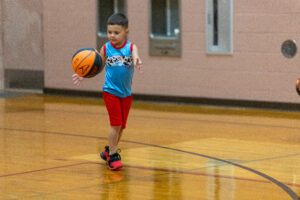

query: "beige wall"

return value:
[2, 0, 43, 71]
[0, 1, 3, 89]
[43, 0, 103, 91]
[43, 0, 300, 104]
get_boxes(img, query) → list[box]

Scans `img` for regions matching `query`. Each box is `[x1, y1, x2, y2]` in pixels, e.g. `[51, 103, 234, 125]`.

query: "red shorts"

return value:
[102, 92, 132, 129]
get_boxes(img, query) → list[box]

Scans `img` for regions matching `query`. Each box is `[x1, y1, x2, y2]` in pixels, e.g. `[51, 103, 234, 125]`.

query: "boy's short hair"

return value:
[107, 13, 128, 28]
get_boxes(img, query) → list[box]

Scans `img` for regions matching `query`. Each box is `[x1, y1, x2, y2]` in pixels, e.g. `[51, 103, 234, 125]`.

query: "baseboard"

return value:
[5, 69, 44, 90]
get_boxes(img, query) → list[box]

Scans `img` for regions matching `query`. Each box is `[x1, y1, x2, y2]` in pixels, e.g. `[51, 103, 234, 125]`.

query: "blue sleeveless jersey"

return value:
[103, 41, 134, 98]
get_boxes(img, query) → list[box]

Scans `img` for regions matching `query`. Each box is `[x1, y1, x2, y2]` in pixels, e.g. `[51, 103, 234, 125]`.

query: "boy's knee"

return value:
[111, 125, 122, 131]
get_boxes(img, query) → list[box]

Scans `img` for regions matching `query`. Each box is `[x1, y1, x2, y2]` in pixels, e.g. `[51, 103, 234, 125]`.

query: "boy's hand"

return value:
[72, 74, 84, 86]
[135, 58, 143, 73]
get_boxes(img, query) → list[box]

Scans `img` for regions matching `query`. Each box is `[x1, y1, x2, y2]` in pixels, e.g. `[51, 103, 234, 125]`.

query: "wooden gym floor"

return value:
[1, 92, 300, 200]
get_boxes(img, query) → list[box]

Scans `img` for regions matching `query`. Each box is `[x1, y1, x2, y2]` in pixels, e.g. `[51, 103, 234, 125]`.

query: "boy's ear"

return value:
[125, 28, 129, 34]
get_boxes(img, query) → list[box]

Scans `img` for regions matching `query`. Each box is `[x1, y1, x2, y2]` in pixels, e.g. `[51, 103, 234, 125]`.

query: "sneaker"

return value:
[100, 146, 109, 161]
[107, 152, 123, 170]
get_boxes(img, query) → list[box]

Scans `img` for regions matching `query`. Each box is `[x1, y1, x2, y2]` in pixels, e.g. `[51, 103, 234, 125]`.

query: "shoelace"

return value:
[104, 146, 121, 154]
[109, 152, 121, 162]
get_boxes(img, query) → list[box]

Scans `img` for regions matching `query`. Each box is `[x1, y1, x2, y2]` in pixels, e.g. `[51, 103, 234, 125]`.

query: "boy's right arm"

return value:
[72, 46, 106, 86]
[99, 46, 106, 67]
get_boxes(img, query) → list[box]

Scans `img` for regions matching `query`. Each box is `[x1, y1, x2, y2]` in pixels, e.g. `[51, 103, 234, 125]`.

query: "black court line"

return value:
[0, 127, 299, 200]
[0, 162, 91, 178]
[19, 106, 300, 131]
[7, 102, 300, 131]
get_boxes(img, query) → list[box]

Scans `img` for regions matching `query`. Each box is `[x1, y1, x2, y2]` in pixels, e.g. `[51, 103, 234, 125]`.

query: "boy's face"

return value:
[107, 25, 129, 47]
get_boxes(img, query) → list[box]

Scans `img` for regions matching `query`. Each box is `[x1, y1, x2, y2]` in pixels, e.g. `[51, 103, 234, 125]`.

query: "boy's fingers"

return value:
[72, 75, 83, 80]
[136, 58, 141, 65]
[138, 65, 143, 73]
[137, 58, 143, 65]
[72, 73, 83, 86]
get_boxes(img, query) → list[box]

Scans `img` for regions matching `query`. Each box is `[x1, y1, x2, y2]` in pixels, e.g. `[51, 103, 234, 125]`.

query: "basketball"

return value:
[72, 48, 103, 78]
[296, 79, 300, 96]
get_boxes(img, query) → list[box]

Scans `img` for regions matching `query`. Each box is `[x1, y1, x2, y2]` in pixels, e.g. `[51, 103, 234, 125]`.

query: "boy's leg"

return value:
[106, 94, 131, 153]
[102, 92, 132, 170]
[101, 92, 123, 163]
[107, 125, 123, 170]
[108, 125, 122, 155]
[117, 129, 123, 145]
[120, 95, 132, 130]
[100, 126, 122, 161]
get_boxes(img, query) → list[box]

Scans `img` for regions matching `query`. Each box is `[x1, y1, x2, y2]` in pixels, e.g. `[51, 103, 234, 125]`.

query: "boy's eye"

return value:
[107, 31, 119, 35]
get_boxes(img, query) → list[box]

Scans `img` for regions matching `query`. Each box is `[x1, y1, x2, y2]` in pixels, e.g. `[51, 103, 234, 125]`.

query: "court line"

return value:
[122, 164, 274, 184]
[8, 105, 300, 130]
[1, 157, 299, 188]
[122, 163, 300, 189]
[1, 160, 300, 199]
[131, 114, 300, 131]
[0, 156, 291, 186]
[191, 153, 300, 173]
[121, 139, 300, 200]
[2, 162, 296, 198]
[0, 160, 270, 185]
[0, 162, 91, 178]
[0, 127, 299, 200]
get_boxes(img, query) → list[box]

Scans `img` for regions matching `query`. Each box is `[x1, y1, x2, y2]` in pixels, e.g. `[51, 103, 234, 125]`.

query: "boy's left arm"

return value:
[132, 44, 143, 73]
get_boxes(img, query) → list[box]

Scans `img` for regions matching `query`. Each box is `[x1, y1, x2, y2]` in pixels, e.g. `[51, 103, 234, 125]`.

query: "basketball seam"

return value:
[85, 52, 101, 78]
[72, 48, 95, 59]
[74, 51, 95, 73]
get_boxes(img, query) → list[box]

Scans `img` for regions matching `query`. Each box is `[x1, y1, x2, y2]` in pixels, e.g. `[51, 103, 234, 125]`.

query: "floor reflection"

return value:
[207, 161, 236, 200]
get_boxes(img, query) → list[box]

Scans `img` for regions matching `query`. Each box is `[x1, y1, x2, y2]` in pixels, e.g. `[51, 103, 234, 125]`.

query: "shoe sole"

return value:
[108, 165, 123, 171]
[106, 160, 123, 170]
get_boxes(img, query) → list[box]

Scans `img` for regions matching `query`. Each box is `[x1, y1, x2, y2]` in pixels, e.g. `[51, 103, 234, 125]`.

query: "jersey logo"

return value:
[106, 56, 133, 68]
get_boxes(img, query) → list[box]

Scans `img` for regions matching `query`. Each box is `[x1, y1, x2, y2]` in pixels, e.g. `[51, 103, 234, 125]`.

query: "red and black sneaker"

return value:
[107, 152, 123, 170]
[100, 146, 109, 161]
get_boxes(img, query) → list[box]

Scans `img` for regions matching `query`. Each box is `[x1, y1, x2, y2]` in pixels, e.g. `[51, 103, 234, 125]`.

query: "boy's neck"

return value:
[111, 40, 127, 49]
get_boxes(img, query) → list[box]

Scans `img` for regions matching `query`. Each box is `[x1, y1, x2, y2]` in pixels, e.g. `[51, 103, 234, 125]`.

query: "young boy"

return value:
[73, 13, 142, 170]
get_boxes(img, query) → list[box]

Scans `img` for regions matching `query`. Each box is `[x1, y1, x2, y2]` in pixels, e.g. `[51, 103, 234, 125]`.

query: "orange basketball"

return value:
[72, 48, 103, 78]
[296, 78, 300, 96]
